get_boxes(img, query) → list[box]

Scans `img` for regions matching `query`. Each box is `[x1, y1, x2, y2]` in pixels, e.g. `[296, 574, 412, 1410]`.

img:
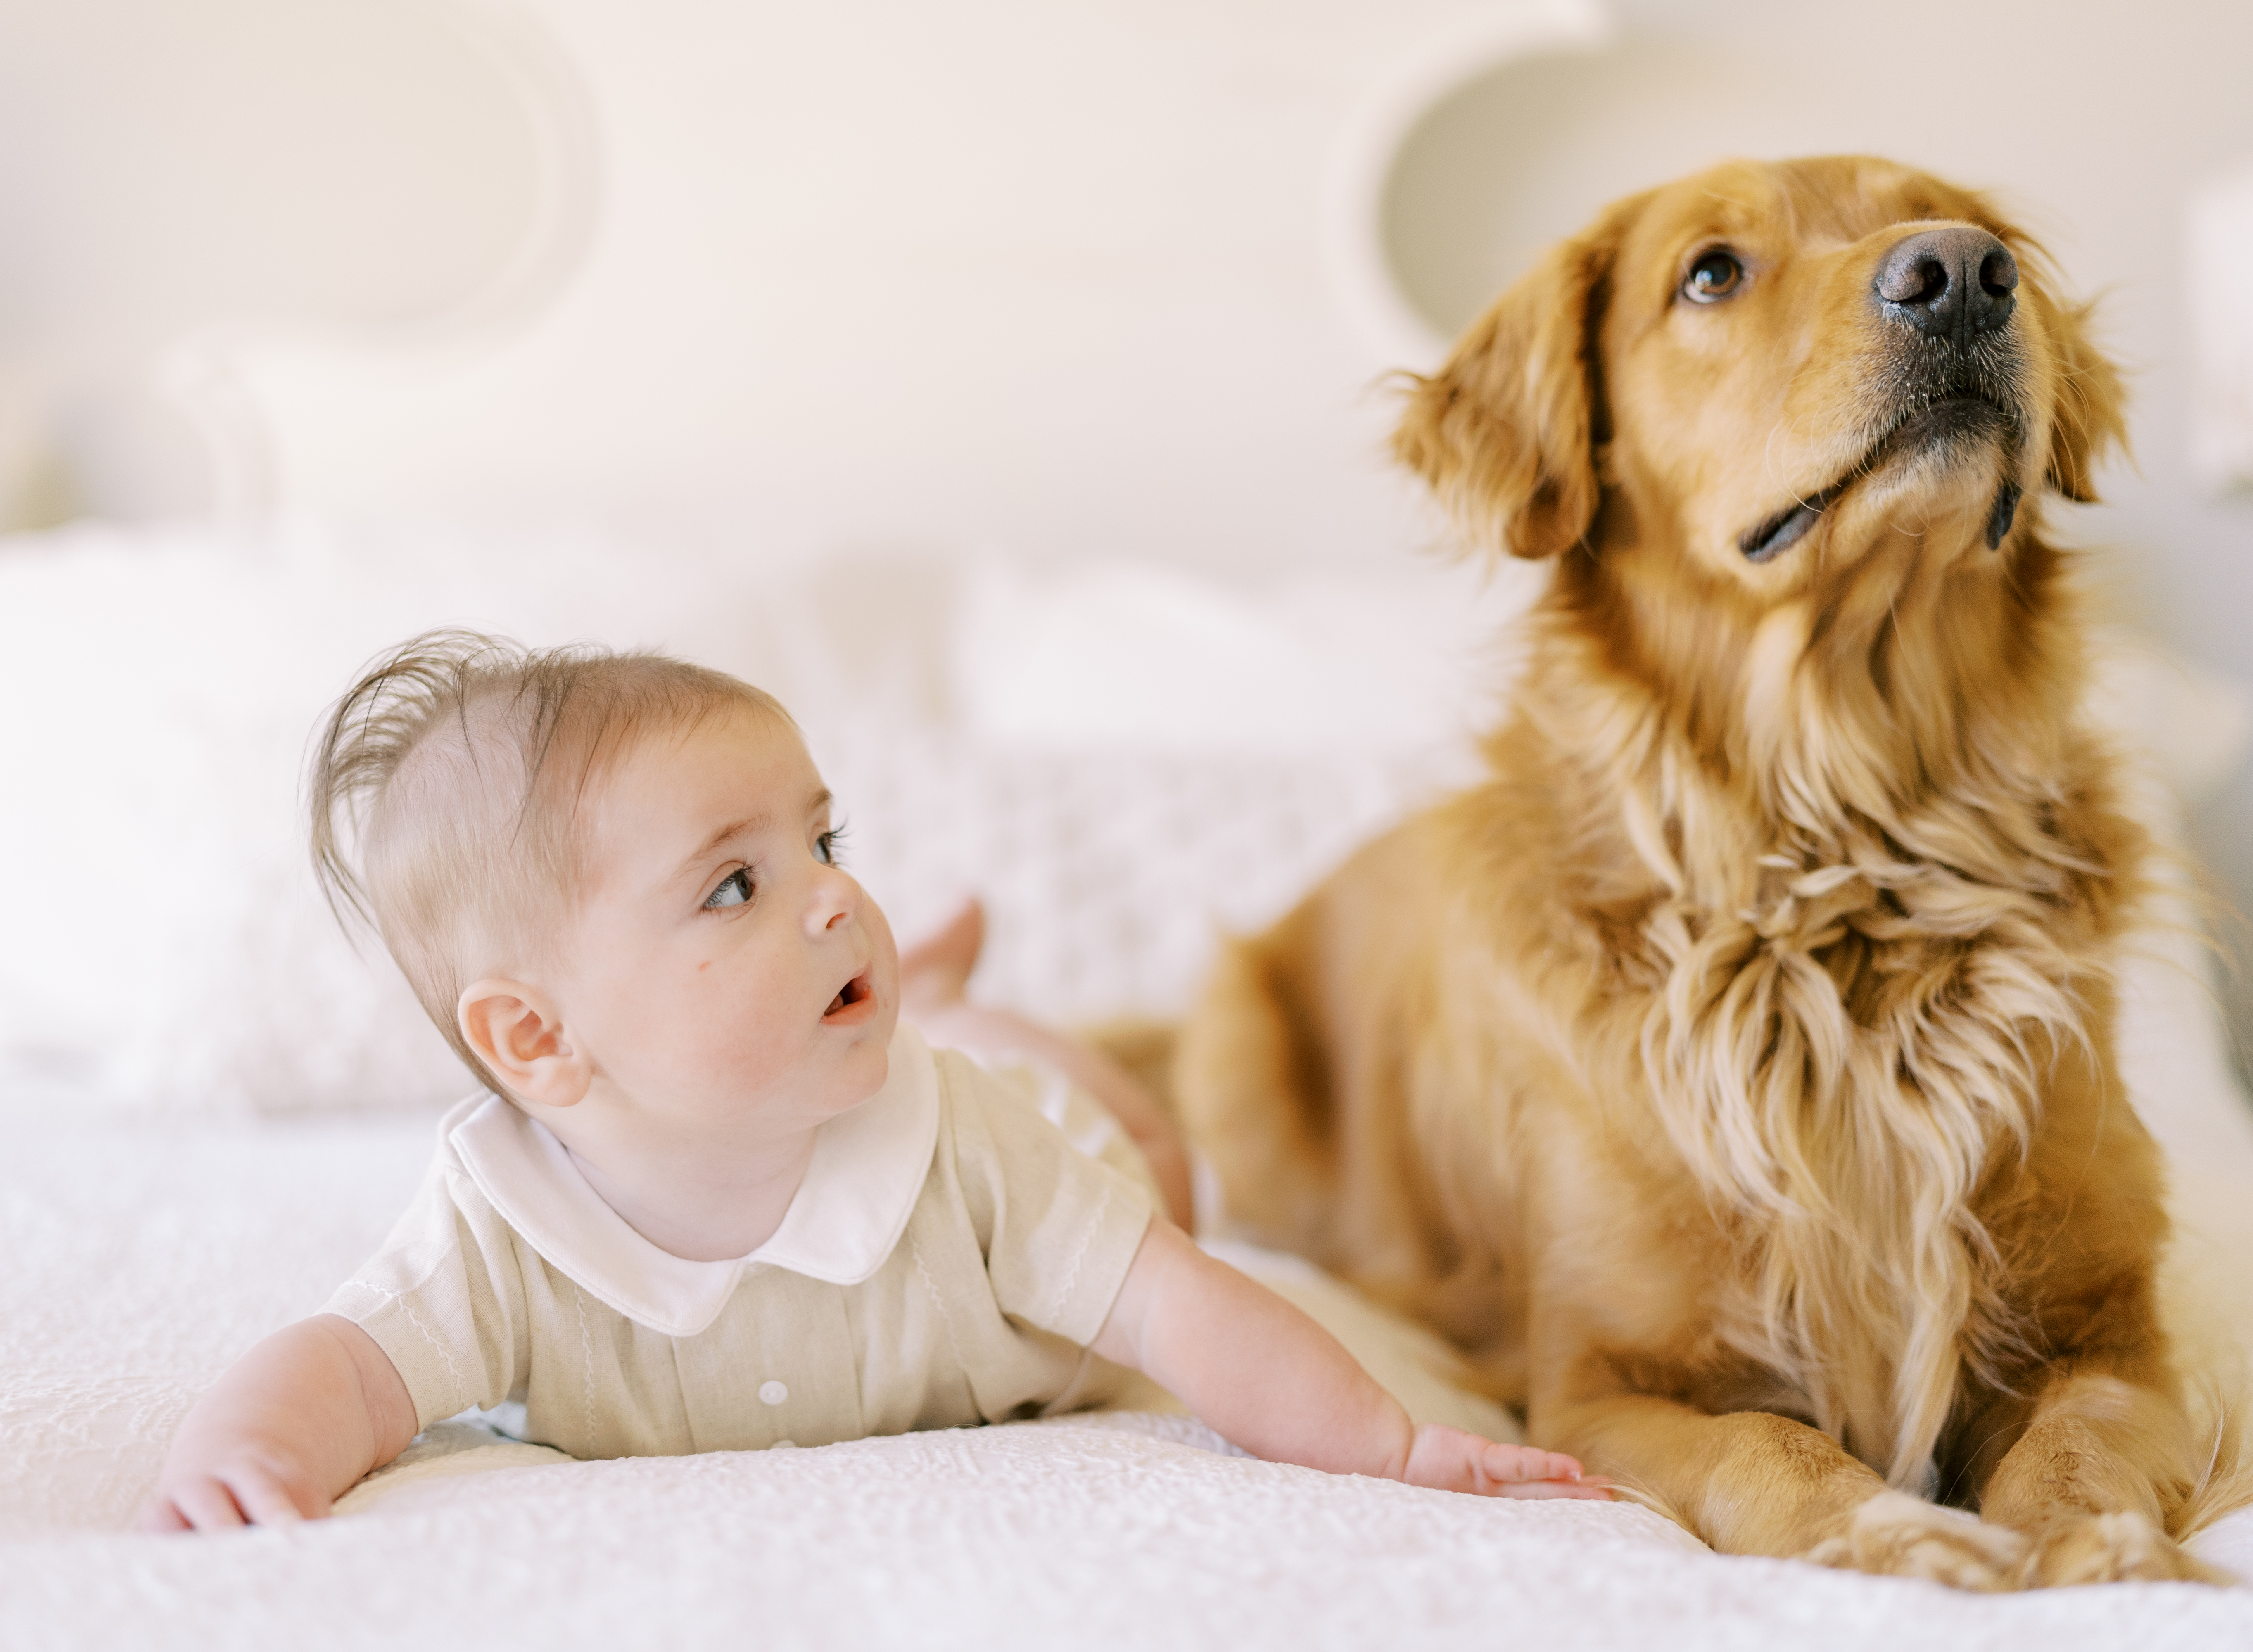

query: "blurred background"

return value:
[3, 0, 2252, 1098]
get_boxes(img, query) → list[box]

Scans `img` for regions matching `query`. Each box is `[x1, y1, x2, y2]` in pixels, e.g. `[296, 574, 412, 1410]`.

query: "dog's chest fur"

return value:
[1482, 613, 2135, 1488]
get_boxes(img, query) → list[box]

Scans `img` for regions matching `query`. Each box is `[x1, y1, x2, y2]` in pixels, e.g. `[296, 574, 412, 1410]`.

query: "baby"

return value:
[138, 632, 1603, 1530]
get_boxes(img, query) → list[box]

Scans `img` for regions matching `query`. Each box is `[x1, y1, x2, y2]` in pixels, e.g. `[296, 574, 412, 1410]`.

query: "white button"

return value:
[758, 1380, 788, 1406]
[772, 1440, 796, 1450]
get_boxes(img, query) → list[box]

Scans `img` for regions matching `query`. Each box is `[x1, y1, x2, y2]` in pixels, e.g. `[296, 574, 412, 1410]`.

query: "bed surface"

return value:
[7, 1111, 2253, 1652]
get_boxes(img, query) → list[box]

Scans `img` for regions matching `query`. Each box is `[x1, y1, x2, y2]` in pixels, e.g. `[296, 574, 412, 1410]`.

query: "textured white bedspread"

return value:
[17, 1416, 2253, 1652]
[7, 1098, 2253, 1650]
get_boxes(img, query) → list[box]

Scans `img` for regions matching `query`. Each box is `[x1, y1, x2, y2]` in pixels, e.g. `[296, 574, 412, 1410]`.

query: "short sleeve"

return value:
[937, 1050, 1155, 1348]
[322, 1153, 529, 1431]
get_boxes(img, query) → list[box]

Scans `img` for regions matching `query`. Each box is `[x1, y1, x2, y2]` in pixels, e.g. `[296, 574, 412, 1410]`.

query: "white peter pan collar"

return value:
[448, 1022, 942, 1337]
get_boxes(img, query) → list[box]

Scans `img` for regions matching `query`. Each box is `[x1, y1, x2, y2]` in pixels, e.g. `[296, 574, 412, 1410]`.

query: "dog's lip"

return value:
[1740, 483, 1848, 565]
[1738, 392, 2012, 563]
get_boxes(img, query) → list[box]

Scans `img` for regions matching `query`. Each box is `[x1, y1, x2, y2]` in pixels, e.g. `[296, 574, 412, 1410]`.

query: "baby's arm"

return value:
[1091, 1220, 1606, 1498]
[135, 1314, 418, 1531]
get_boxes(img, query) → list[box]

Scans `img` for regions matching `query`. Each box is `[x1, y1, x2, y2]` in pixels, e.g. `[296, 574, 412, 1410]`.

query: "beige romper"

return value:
[325, 1024, 1156, 1458]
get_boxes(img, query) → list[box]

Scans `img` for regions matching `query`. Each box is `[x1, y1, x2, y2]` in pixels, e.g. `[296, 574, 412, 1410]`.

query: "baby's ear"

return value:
[1391, 197, 1638, 559]
[458, 979, 591, 1108]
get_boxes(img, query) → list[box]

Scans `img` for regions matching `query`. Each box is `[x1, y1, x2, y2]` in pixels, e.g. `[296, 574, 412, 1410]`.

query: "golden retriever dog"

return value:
[1176, 155, 2242, 1588]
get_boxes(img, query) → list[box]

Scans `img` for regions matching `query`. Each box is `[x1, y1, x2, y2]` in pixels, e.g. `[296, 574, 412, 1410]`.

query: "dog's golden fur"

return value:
[1178, 156, 2239, 1587]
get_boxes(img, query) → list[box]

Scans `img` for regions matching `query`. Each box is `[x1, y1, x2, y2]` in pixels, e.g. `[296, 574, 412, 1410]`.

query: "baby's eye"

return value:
[704, 868, 755, 910]
[815, 824, 848, 867]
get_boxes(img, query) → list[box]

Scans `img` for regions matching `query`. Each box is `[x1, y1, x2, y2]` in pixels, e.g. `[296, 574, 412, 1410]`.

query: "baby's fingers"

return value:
[1465, 1440, 1612, 1500]
[225, 1462, 313, 1526]
[133, 1497, 191, 1534]
[1488, 1476, 1616, 1501]
[169, 1477, 249, 1532]
[1484, 1443, 1593, 1486]
[143, 1464, 321, 1533]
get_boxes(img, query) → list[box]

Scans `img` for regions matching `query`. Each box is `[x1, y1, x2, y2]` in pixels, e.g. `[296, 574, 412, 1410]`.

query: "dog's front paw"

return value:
[1802, 1490, 2029, 1591]
[2017, 1510, 2226, 1587]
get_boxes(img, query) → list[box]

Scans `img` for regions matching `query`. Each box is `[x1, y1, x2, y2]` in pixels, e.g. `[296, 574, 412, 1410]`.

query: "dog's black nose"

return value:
[1873, 227, 2017, 342]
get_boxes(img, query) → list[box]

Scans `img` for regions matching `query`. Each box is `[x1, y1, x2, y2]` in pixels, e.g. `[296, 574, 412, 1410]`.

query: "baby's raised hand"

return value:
[1399, 1423, 1612, 1500]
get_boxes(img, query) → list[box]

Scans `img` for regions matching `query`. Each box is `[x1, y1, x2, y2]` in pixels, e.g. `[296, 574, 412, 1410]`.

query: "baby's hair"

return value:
[308, 628, 788, 1091]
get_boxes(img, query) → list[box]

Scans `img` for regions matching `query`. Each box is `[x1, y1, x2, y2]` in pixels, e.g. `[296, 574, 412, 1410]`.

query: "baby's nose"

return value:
[807, 867, 858, 930]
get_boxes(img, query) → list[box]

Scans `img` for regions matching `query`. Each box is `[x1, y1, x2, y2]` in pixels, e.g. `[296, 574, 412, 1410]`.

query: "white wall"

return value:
[0, 0, 546, 524]
[223, 0, 1479, 570]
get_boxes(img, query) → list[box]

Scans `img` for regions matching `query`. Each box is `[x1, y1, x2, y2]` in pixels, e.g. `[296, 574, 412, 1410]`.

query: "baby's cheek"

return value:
[719, 966, 822, 1075]
[688, 987, 793, 1077]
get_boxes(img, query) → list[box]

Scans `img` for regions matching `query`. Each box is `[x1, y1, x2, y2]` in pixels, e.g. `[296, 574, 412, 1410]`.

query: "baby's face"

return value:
[554, 704, 899, 1137]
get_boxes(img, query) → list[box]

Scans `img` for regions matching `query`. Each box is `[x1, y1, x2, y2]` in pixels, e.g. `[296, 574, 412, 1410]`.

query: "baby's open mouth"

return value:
[824, 970, 875, 1021]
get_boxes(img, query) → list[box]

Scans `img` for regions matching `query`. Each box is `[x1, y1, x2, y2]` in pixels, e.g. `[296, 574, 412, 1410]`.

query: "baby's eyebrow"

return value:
[672, 790, 832, 879]
[675, 813, 770, 882]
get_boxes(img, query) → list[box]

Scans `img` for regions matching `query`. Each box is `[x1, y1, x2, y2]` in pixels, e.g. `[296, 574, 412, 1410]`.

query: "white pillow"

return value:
[947, 554, 1545, 756]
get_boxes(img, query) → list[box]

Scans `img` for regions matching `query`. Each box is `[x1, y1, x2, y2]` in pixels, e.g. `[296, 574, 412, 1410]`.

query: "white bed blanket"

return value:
[5, 1089, 2253, 1649]
[14, 1417, 2253, 1652]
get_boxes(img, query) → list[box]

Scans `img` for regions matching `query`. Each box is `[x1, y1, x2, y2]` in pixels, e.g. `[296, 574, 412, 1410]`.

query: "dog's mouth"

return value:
[823, 969, 876, 1023]
[1738, 392, 2021, 564]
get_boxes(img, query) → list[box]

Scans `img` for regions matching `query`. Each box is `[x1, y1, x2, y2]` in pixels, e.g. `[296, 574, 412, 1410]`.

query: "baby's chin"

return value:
[821, 1004, 897, 1113]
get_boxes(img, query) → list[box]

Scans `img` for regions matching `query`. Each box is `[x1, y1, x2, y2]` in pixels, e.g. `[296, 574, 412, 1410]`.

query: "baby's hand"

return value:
[136, 1448, 328, 1531]
[1399, 1423, 1612, 1500]
[133, 1315, 415, 1533]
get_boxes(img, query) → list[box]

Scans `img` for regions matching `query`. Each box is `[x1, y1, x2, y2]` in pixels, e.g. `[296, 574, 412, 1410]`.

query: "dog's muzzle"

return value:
[1737, 226, 2032, 564]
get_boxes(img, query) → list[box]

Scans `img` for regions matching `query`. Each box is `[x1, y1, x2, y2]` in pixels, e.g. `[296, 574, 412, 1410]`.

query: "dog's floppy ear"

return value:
[2038, 292, 2127, 504]
[1391, 205, 1631, 559]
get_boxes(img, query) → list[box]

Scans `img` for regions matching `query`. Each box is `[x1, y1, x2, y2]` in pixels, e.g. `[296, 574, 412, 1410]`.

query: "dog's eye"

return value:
[1682, 249, 1745, 304]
